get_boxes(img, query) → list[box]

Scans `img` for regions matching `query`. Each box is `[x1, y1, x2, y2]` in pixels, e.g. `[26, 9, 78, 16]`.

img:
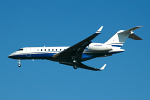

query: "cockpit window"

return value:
[17, 49, 23, 51]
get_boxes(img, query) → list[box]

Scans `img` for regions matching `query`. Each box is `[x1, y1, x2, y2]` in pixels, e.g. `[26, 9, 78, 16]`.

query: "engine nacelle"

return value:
[88, 43, 112, 51]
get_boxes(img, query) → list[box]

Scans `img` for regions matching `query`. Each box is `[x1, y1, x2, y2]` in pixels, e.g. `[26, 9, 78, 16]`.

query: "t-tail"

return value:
[104, 26, 142, 48]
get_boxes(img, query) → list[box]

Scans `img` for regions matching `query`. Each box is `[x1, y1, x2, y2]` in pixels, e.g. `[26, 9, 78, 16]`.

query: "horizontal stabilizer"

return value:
[129, 33, 142, 40]
[125, 26, 142, 32]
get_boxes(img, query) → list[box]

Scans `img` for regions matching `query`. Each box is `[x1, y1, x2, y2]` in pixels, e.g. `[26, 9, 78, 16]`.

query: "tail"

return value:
[105, 26, 142, 48]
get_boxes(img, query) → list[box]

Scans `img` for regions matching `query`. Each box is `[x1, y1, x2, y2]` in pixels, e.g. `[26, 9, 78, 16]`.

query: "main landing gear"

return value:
[72, 57, 78, 69]
[73, 64, 77, 69]
[18, 60, 21, 67]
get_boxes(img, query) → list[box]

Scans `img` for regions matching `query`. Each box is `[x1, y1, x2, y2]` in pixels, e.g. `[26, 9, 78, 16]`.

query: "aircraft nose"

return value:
[8, 53, 14, 58]
[8, 54, 12, 58]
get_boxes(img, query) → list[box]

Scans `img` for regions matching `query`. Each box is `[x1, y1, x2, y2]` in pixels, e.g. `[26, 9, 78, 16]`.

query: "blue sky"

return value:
[1, 0, 150, 100]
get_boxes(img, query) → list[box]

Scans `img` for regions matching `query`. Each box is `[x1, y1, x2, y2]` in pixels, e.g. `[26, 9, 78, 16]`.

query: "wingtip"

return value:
[135, 26, 143, 29]
[137, 26, 142, 28]
[95, 26, 103, 34]
[100, 64, 106, 71]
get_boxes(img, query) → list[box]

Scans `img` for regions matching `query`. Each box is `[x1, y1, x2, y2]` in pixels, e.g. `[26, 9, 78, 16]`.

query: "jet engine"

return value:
[88, 43, 112, 52]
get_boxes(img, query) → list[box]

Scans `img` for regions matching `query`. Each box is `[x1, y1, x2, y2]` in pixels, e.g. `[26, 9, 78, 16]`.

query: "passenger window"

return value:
[52, 49, 54, 51]
[56, 49, 57, 51]
[41, 49, 42, 51]
[60, 49, 61, 51]
[45, 49, 46, 51]
[48, 49, 50, 51]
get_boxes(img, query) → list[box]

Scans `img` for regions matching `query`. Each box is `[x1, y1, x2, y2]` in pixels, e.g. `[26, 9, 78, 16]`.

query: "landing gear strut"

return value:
[18, 60, 21, 67]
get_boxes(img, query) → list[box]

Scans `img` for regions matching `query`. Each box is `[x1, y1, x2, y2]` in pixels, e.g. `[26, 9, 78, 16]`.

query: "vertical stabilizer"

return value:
[105, 26, 142, 48]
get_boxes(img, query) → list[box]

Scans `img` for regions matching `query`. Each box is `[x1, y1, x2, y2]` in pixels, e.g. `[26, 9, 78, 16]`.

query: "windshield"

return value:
[17, 49, 23, 51]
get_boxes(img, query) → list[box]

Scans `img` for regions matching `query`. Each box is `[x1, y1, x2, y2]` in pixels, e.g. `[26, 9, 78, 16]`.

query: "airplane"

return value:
[8, 26, 142, 71]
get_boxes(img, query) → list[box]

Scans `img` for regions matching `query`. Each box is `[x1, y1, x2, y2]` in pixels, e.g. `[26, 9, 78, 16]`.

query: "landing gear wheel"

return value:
[73, 65, 77, 69]
[18, 60, 21, 67]
[72, 56, 78, 69]
[18, 64, 21, 67]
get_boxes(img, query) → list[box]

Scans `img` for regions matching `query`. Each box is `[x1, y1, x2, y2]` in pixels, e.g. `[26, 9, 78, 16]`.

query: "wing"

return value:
[75, 62, 106, 71]
[52, 26, 103, 62]
[59, 62, 106, 71]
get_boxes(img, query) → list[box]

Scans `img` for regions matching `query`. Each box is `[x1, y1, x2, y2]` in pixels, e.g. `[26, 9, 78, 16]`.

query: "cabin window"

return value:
[41, 49, 42, 51]
[60, 49, 61, 51]
[45, 49, 46, 51]
[52, 49, 54, 51]
[48, 49, 50, 51]
[56, 49, 57, 51]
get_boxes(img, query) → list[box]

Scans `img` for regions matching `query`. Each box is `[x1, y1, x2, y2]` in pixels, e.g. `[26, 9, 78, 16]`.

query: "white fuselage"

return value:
[8, 43, 124, 62]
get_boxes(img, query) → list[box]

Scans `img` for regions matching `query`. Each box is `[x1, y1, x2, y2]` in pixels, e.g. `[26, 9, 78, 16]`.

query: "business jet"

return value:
[8, 26, 142, 71]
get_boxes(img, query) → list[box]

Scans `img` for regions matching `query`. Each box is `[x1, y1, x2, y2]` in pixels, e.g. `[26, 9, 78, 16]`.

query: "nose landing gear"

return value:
[18, 60, 21, 67]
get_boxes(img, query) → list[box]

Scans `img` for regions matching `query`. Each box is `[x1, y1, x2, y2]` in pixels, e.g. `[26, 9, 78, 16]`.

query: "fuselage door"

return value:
[26, 48, 31, 57]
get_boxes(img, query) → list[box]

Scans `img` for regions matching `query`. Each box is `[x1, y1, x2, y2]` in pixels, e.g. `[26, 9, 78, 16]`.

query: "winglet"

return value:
[95, 26, 103, 34]
[126, 26, 142, 32]
[100, 64, 106, 71]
